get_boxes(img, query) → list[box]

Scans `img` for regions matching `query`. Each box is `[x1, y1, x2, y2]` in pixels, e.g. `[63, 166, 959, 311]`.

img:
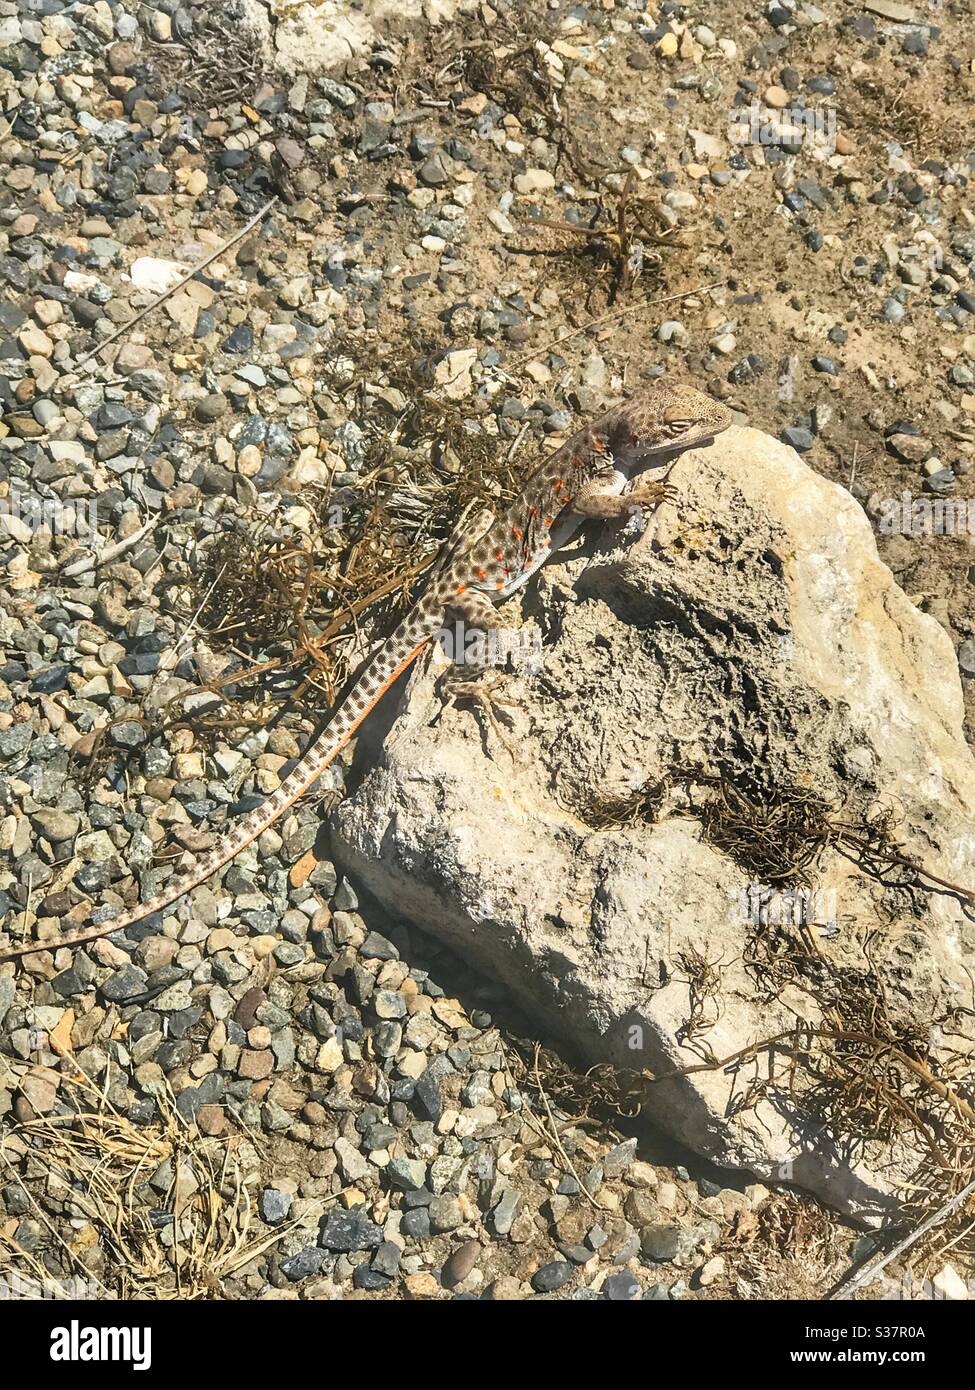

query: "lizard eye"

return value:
[664, 417, 692, 434]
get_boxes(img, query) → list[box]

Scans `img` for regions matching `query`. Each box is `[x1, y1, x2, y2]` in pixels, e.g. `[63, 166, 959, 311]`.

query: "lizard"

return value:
[0, 381, 732, 963]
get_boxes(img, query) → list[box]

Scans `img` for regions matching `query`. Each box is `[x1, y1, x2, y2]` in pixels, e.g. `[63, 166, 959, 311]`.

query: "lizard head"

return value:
[613, 382, 734, 463]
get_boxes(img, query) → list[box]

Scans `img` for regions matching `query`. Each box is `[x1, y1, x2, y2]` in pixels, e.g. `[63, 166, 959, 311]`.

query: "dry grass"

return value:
[150, 2, 271, 113]
[0, 1065, 291, 1300]
[509, 168, 681, 309]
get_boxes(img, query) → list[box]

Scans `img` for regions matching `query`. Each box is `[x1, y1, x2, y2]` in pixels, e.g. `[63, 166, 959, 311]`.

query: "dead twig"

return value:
[73, 197, 278, 370]
[826, 1178, 975, 1301]
[61, 510, 164, 577]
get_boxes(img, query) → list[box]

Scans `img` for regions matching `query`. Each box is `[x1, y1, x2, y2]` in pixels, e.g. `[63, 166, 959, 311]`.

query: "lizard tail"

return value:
[0, 607, 442, 963]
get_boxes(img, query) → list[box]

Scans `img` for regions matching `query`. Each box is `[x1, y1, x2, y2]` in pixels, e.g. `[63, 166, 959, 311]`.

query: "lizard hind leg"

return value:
[435, 587, 529, 758]
[443, 588, 542, 677]
[442, 587, 504, 669]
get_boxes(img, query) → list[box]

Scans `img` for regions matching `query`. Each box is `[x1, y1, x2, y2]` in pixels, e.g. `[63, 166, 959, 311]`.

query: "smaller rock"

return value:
[602, 1271, 641, 1300]
[434, 348, 477, 400]
[931, 1263, 968, 1301]
[260, 1189, 292, 1224]
[386, 1158, 427, 1192]
[514, 169, 555, 195]
[532, 1260, 573, 1293]
[782, 425, 814, 452]
[442, 1240, 480, 1287]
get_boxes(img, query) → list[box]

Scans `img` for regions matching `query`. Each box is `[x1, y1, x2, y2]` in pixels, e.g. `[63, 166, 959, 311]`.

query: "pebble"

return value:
[259, 1189, 293, 1224]
[602, 1271, 641, 1300]
[957, 640, 975, 678]
[30, 809, 80, 842]
[514, 169, 556, 195]
[196, 394, 228, 422]
[386, 1158, 427, 1191]
[887, 432, 933, 463]
[442, 1240, 481, 1287]
[782, 425, 815, 452]
[932, 1264, 969, 1301]
[641, 1223, 683, 1261]
[658, 320, 689, 346]
[697, 1254, 726, 1286]
[428, 1195, 465, 1233]
[319, 1208, 383, 1253]
[532, 1260, 573, 1293]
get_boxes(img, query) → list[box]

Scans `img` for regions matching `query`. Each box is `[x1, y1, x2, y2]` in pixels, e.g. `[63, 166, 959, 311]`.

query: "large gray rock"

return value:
[329, 425, 975, 1223]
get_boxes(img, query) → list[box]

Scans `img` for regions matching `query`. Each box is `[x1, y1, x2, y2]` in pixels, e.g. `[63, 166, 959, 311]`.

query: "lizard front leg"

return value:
[572, 468, 675, 520]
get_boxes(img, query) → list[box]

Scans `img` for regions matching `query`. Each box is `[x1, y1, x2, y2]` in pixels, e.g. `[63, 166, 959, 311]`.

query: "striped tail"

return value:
[0, 603, 444, 962]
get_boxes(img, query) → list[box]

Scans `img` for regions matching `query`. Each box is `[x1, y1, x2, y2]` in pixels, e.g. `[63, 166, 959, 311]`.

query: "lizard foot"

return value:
[435, 668, 521, 760]
[623, 477, 678, 511]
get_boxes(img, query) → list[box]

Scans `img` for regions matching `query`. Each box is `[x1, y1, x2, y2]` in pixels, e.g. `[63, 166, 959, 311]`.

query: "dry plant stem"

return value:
[826, 1177, 975, 1301]
[519, 168, 679, 303]
[172, 561, 229, 656]
[496, 1037, 603, 1208]
[61, 511, 163, 577]
[645, 1027, 975, 1135]
[73, 197, 279, 369]
[840, 832, 975, 905]
[688, 773, 975, 908]
[530, 1043, 602, 1213]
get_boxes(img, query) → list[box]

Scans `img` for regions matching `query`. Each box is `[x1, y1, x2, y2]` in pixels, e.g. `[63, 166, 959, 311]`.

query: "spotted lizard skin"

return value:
[0, 382, 731, 961]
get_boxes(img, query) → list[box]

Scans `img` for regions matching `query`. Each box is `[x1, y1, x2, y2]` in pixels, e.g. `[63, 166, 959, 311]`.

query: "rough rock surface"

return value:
[330, 425, 975, 1223]
[261, 0, 478, 77]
